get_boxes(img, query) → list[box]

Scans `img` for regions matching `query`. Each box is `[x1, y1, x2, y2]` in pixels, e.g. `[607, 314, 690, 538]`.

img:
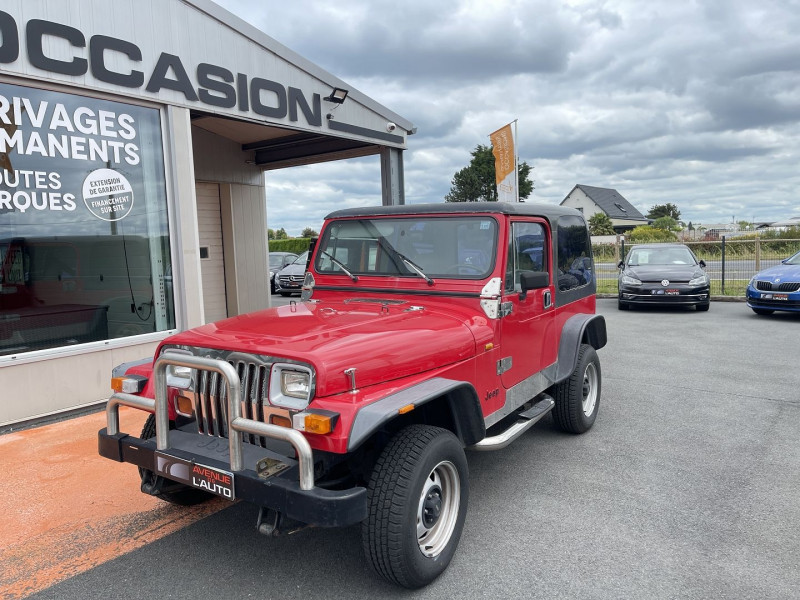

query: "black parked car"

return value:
[269, 252, 298, 293]
[618, 244, 710, 311]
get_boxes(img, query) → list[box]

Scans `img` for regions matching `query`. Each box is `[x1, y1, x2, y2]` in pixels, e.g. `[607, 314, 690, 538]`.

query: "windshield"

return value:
[269, 255, 287, 268]
[627, 246, 696, 266]
[315, 216, 498, 279]
[291, 251, 308, 265]
[786, 251, 800, 265]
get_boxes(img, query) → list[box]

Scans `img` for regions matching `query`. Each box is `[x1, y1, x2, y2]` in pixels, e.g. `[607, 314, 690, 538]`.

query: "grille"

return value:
[755, 281, 800, 292]
[191, 359, 272, 447]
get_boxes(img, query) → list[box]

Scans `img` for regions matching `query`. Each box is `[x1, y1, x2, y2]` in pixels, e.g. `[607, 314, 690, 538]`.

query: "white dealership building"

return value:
[0, 0, 413, 426]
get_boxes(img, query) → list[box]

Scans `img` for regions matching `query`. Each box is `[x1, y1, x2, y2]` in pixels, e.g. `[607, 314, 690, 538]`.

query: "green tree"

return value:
[646, 203, 681, 220]
[267, 228, 275, 240]
[651, 216, 681, 232]
[588, 212, 615, 235]
[274, 227, 289, 240]
[627, 225, 677, 243]
[301, 227, 319, 238]
[445, 144, 534, 202]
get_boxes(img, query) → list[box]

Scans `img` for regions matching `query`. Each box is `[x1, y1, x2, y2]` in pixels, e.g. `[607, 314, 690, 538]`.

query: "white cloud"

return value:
[215, 0, 800, 232]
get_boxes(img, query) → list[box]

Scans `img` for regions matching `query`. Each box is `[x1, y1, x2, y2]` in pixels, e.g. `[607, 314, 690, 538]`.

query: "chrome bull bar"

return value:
[105, 351, 315, 490]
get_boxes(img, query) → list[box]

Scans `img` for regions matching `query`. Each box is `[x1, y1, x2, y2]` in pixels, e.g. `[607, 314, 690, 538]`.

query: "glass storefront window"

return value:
[0, 82, 174, 356]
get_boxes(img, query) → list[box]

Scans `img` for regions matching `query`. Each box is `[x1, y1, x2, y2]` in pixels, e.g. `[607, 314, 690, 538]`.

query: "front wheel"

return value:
[752, 308, 774, 316]
[363, 425, 469, 589]
[696, 302, 710, 312]
[138, 415, 214, 505]
[553, 344, 601, 434]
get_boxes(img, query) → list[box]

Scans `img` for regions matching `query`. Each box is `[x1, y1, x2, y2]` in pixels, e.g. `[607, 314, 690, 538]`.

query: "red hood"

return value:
[164, 299, 477, 397]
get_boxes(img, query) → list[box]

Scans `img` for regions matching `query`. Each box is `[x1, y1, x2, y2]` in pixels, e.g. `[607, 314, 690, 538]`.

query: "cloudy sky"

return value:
[214, 0, 800, 235]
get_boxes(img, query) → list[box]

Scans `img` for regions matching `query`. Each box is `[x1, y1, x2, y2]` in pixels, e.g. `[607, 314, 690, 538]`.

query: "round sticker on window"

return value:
[82, 168, 134, 221]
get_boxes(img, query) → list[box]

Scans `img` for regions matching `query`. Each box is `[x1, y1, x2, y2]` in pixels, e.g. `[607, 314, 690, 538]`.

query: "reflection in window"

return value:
[557, 216, 593, 291]
[0, 82, 173, 356]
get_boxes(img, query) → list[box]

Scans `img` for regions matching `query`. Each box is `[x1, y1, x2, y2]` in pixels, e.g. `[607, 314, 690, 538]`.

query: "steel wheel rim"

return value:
[581, 361, 598, 416]
[416, 460, 460, 558]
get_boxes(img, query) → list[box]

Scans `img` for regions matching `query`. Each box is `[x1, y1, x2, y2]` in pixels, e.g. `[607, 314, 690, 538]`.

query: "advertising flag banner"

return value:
[490, 123, 516, 202]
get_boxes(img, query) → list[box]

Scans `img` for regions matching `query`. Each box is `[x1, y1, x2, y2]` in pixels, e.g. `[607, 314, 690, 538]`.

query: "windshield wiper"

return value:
[320, 250, 358, 282]
[396, 252, 434, 286]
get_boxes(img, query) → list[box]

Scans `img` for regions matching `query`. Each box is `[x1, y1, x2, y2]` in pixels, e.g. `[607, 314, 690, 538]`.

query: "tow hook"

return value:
[256, 507, 309, 536]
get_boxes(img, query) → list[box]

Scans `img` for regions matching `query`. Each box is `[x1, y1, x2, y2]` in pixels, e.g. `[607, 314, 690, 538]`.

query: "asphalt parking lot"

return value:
[23, 299, 800, 600]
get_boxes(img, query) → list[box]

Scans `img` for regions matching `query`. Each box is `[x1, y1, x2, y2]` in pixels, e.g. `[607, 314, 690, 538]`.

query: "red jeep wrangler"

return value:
[99, 202, 606, 588]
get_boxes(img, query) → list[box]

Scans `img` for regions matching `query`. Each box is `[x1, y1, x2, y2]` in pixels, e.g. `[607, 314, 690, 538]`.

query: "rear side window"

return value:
[557, 215, 593, 292]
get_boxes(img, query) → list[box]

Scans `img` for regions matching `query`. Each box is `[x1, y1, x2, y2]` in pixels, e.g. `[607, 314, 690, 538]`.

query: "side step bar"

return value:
[470, 394, 555, 451]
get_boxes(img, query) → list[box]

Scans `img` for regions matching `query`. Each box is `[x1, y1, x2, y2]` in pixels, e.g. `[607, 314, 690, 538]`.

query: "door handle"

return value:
[543, 290, 552, 309]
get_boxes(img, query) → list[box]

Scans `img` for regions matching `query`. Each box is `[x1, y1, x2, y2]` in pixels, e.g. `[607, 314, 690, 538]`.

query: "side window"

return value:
[557, 215, 593, 291]
[505, 222, 547, 293]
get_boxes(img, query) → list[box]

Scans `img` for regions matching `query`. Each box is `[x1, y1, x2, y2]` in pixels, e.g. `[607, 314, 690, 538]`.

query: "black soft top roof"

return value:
[325, 202, 583, 222]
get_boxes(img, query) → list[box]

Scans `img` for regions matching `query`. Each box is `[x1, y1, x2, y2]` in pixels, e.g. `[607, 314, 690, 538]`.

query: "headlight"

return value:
[166, 364, 194, 390]
[689, 274, 709, 286]
[621, 273, 642, 286]
[269, 363, 314, 410]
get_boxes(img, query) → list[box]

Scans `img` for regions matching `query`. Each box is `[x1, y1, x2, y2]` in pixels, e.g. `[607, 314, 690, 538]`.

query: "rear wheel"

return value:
[138, 415, 214, 505]
[752, 308, 774, 316]
[363, 425, 468, 589]
[553, 344, 601, 434]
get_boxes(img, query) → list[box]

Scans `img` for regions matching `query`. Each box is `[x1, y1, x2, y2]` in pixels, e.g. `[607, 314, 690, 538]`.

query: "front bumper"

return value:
[619, 283, 709, 306]
[746, 286, 800, 312]
[98, 427, 366, 527]
[98, 351, 366, 528]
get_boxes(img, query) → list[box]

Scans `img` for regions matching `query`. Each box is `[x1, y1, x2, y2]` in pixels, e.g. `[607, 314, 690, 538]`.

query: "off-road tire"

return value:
[138, 414, 214, 506]
[553, 344, 601, 434]
[363, 425, 469, 589]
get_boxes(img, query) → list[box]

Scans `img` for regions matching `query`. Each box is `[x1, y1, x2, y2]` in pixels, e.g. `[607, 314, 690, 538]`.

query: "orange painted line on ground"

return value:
[0, 408, 227, 599]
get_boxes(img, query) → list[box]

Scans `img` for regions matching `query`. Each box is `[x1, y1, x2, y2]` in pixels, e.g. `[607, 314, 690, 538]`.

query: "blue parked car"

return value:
[746, 250, 800, 315]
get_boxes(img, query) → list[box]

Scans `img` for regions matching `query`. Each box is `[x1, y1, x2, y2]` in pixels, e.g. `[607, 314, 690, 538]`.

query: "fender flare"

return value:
[549, 314, 607, 384]
[347, 377, 485, 451]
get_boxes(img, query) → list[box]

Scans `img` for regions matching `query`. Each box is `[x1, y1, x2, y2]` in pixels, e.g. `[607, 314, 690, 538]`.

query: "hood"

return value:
[626, 264, 704, 283]
[277, 263, 306, 276]
[165, 299, 477, 397]
[754, 263, 800, 282]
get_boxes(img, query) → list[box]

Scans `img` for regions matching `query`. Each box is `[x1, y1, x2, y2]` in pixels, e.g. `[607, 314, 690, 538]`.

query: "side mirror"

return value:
[699, 259, 706, 268]
[519, 270, 549, 301]
[617, 260, 624, 269]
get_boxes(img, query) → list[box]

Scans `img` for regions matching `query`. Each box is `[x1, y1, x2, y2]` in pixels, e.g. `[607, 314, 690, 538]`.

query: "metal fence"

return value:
[593, 238, 800, 296]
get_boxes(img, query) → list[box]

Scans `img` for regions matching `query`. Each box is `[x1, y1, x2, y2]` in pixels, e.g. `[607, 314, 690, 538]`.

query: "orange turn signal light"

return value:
[111, 375, 147, 394]
[304, 413, 334, 434]
[269, 414, 292, 428]
[175, 395, 194, 417]
[291, 411, 338, 434]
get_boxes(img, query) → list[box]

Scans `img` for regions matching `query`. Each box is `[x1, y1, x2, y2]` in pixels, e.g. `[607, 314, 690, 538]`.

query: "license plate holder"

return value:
[155, 452, 234, 500]
[665, 289, 679, 295]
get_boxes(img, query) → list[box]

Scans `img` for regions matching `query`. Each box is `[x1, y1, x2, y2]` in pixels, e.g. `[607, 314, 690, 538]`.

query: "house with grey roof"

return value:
[561, 185, 650, 233]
